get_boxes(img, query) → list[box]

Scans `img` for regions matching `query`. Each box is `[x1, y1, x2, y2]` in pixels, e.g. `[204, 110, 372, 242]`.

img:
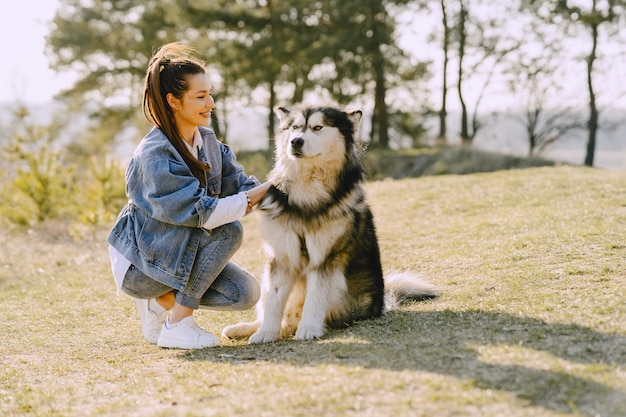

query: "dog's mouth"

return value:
[289, 149, 321, 159]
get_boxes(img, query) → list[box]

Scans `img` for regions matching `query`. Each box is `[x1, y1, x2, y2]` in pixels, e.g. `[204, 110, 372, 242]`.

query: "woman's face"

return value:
[170, 72, 215, 138]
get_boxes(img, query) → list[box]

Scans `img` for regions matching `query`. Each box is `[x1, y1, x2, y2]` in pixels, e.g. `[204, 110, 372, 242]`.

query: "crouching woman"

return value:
[107, 42, 269, 349]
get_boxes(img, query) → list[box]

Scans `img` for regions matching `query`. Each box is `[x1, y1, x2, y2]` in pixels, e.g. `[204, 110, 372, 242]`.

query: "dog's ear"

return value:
[276, 107, 291, 122]
[348, 110, 362, 126]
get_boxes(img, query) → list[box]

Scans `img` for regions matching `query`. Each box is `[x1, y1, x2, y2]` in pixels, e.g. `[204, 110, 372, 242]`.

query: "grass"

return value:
[1, 165, 625, 417]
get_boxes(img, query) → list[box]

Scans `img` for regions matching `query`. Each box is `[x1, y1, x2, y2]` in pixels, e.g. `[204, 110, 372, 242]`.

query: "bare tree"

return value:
[453, 0, 521, 145]
[438, 0, 452, 144]
[503, 22, 584, 156]
[527, 0, 626, 166]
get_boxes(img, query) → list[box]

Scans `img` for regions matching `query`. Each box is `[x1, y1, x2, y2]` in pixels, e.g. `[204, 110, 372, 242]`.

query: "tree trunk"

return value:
[437, 0, 449, 144]
[268, 79, 276, 146]
[211, 112, 222, 142]
[267, 0, 276, 147]
[527, 108, 539, 157]
[293, 76, 305, 104]
[457, 0, 470, 145]
[369, 109, 377, 145]
[374, 61, 389, 148]
[212, 85, 227, 142]
[584, 22, 598, 167]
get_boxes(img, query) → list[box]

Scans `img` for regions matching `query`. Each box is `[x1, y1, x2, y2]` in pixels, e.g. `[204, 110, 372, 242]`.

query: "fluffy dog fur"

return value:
[222, 104, 438, 343]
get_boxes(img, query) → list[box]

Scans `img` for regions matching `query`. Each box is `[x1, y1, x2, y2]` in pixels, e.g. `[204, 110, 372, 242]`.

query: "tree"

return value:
[306, 0, 429, 148]
[177, 0, 333, 143]
[453, 0, 521, 145]
[412, 0, 456, 145]
[414, 0, 529, 147]
[183, 0, 426, 148]
[503, 19, 584, 156]
[527, 0, 626, 166]
[437, 0, 452, 144]
[47, 0, 429, 151]
[46, 0, 178, 149]
[2, 106, 75, 224]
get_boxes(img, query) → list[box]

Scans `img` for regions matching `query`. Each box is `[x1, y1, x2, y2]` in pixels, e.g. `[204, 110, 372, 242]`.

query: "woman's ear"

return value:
[166, 93, 179, 110]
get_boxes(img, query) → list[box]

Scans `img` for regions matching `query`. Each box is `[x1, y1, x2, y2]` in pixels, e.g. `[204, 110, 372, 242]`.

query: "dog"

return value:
[222, 104, 438, 344]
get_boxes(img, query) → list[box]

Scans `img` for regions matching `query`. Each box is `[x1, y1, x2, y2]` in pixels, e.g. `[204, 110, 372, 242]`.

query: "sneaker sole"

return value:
[157, 337, 220, 349]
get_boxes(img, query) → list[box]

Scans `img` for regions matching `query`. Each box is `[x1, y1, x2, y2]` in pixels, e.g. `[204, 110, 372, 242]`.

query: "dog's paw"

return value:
[221, 321, 260, 339]
[295, 325, 325, 341]
[280, 323, 297, 338]
[249, 329, 280, 344]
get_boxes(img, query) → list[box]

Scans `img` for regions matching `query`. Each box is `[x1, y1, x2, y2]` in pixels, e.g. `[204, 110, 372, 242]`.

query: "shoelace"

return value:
[157, 310, 169, 323]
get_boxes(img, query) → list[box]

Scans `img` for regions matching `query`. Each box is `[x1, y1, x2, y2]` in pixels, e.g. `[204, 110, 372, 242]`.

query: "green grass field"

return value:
[1, 166, 625, 417]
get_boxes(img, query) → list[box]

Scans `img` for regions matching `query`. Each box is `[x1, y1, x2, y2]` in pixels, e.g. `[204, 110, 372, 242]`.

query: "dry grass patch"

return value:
[1, 166, 624, 417]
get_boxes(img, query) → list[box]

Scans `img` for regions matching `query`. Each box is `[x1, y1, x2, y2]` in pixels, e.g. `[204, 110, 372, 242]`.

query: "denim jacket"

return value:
[107, 126, 259, 290]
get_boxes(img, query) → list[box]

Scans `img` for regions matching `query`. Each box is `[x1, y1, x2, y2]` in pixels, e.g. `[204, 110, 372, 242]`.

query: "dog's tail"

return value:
[383, 271, 439, 312]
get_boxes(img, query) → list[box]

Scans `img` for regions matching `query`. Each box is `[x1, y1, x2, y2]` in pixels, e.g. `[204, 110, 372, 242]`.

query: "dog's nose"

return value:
[291, 137, 304, 149]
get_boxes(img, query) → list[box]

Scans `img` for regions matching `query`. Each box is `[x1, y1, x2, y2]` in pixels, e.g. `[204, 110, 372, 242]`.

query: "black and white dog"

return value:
[223, 104, 438, 343]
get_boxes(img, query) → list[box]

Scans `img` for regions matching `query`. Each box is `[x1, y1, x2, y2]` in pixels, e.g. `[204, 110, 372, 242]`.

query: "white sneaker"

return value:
[134, 298, 169, 344]
[157, 316, 220, 349]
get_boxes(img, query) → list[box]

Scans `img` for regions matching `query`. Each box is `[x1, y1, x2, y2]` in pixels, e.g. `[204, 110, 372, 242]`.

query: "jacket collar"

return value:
[183, 128, 203, 159]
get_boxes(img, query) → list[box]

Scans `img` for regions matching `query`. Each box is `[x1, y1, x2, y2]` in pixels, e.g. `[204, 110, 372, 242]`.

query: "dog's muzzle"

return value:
[290, 137, 304, 157]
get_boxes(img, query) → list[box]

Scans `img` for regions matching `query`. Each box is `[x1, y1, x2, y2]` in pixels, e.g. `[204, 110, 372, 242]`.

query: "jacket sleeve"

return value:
[139, 156, 218, 227]
[219, 143, 260, 197]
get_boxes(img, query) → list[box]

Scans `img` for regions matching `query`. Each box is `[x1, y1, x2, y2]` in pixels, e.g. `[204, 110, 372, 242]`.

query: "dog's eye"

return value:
[312, 125, 323, 132]
[291, 125, 300, 130]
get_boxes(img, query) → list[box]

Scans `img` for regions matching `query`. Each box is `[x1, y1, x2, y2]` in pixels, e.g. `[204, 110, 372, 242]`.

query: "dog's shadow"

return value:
[181, 309, 626, 415]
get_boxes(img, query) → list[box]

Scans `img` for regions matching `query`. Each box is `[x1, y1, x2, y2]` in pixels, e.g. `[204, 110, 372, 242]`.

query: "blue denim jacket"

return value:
[107, 126, 259, 290]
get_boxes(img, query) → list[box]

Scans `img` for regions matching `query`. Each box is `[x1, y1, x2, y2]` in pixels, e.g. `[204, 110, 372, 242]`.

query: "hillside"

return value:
[1, 166, 624, 417]
[237, 145, 564, 181]
[364, 146, 562, 179]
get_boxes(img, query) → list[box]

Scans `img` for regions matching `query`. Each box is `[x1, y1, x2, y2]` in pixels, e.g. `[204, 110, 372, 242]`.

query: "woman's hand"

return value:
[245, 182, 272, 213]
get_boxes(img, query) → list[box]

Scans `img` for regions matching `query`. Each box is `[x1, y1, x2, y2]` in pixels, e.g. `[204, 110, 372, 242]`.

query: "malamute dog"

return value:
[222, 104, 438, 343]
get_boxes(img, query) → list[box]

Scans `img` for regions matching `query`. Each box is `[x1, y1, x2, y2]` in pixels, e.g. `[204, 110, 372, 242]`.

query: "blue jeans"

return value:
[121, 222, 260, 310]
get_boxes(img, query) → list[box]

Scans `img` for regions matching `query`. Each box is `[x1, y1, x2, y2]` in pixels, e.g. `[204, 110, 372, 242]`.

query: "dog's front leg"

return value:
[280, 279, 305, 338]
[249, 266, 294, 344]
[295, 269, 346, 340]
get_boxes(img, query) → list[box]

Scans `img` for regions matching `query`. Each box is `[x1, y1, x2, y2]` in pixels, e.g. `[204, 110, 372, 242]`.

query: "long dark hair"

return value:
[142, 43, 210, 187]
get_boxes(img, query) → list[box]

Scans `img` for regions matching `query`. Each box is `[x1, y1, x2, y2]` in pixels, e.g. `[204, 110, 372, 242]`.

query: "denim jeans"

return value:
[121, 222, 260, 311]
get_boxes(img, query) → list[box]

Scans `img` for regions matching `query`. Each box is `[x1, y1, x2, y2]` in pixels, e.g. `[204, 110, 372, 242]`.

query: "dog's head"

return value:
[274, 105, 362, 163]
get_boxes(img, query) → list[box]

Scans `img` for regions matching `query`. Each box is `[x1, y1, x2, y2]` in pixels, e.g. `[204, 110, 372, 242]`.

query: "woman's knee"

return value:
[221, 220, 243, 250]
[240, 275, 261, 310]
[122, 264, 172, 299]
[198, 268, 260, 310]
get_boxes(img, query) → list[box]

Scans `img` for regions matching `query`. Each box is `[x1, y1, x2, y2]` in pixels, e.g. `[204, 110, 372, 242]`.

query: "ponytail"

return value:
[142, 43, 210, 187]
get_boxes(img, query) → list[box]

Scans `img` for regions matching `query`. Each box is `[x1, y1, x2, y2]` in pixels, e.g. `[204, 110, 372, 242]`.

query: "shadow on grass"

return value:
[181, 309, 626, 416]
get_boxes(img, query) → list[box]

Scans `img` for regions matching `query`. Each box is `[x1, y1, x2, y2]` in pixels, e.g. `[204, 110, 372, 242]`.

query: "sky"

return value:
[0, 1, 75, 104]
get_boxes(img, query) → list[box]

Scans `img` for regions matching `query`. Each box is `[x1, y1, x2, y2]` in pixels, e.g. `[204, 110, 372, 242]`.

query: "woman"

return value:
[107, 43, 270, 349]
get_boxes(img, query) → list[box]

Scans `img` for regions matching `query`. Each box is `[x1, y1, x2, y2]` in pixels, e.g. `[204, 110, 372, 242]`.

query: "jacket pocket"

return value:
[136, 217, 168, 264]
[206, 174, 222, 197]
